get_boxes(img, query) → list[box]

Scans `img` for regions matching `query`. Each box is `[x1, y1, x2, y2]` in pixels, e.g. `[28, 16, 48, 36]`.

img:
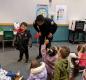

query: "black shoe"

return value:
[25, 60, 28, 63]
[17, 59, 22, 62]
[36, 56, 42, 59]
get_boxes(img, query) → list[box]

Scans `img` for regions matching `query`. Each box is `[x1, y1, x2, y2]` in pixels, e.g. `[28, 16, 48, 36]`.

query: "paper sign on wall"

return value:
[55, 5, 67, 24]
[36, 4, 48, 17]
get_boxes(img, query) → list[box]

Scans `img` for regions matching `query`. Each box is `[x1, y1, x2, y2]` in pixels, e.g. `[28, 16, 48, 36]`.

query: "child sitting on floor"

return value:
[69, 44, 86, 80]
[77, 44, 86, 70]
[27, 59, 47, 80]
[68, 50, 79, 80]
[53, 46, 70, 80]
[41, 40, 58, 80]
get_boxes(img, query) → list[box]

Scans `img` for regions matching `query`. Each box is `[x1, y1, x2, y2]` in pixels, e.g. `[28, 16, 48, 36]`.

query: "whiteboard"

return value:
[0, 0, 86, 24]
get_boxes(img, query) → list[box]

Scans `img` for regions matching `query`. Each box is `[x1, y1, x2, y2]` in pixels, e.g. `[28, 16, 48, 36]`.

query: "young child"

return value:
[14, 22, 32, 63]
[69, 44, 86, 80]
[53, 46, 70, 80]
[41, 41, 58, 80]
[77, 44, 86, 69]
[68, 49, 79, 80]
[77, 44, 84, 58]
[27, 59, 47, 80]
[69, 55, 79, 80]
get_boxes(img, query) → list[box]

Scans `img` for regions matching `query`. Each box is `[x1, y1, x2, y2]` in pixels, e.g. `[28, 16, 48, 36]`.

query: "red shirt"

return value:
[79, 53, 86, 67]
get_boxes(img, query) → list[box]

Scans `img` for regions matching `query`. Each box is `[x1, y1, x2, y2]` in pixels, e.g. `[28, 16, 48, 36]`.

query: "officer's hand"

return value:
[38, 32, 41, 36]
[44, 39, 49, 45]
[48, 33, 52, 38]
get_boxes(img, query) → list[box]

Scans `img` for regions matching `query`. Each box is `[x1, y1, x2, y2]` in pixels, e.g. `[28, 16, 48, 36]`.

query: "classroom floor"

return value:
[0, 42, 83, 80]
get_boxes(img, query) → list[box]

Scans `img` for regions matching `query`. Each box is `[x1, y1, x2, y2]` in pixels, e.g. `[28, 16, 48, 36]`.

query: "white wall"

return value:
[52, 0, 86, 21]
[0, 0, 86, 24]
[0, 0, 48, 23]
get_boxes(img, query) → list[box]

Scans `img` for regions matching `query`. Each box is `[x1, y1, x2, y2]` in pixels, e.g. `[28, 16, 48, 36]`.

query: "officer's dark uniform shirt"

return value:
[33, 18, 57, 37]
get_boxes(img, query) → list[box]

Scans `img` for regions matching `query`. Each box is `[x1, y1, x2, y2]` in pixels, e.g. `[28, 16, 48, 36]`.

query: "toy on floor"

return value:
[0, 67, 11, 80]
[14, 72, 23, 80]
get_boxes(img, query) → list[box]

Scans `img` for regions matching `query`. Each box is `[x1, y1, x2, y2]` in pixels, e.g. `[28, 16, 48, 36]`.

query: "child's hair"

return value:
[77, 44, 86, 53]
[85, 44, 86, 50]
[81, 46, 86, 53]
[30, 59, 41, 69]
[20, 22, 28, 27]
[77, 44, 83, 52]
[47, 46, 58, 57]
[59, 46, 70, 59]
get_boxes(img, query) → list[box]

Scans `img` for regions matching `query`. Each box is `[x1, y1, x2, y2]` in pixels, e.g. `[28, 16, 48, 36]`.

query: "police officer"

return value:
[33, 15, 57, 59]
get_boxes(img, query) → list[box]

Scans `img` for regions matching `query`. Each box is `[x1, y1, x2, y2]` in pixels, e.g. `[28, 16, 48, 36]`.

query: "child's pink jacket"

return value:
[41, 44, 58, 75]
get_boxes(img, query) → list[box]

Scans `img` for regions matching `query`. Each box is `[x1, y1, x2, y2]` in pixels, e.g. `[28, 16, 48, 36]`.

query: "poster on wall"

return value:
[36, 4, 48, 17]
[55, 5, 67, 24]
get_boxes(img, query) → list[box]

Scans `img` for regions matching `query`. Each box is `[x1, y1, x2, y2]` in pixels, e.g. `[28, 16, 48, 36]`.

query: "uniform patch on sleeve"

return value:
[51, 21, 54, 25]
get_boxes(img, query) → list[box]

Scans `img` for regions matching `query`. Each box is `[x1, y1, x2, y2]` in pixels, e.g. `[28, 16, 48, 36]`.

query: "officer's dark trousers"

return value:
[39, 35, 53, 57]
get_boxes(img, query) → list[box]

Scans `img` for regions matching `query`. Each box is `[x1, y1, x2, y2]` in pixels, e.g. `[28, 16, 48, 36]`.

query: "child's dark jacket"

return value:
[14, 30, 32, 51]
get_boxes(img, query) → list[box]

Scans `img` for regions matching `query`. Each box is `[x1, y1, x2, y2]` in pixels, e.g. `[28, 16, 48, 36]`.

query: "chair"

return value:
[68, 20, 86, 43]
[2, 31, 14, 52]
